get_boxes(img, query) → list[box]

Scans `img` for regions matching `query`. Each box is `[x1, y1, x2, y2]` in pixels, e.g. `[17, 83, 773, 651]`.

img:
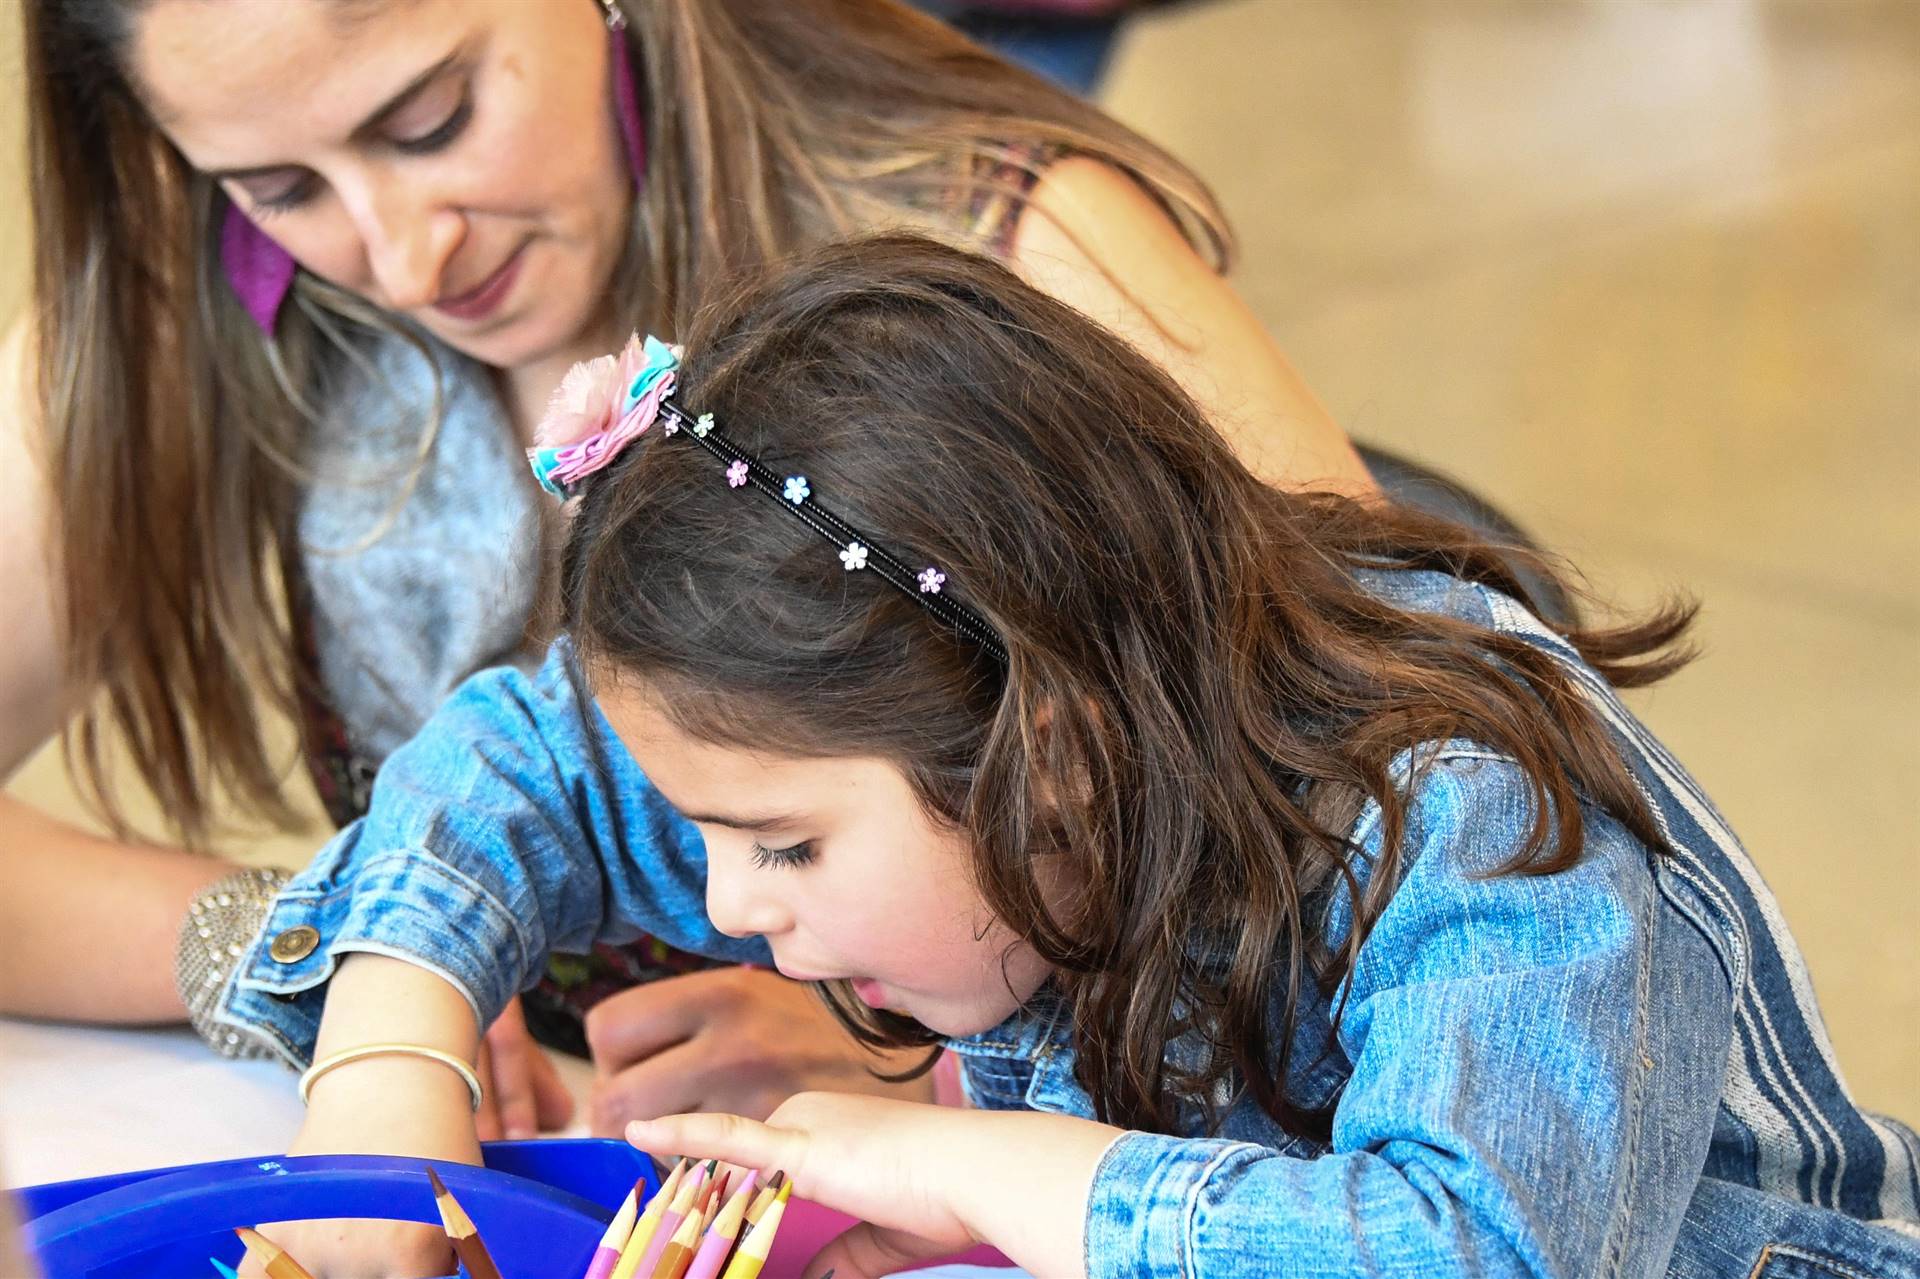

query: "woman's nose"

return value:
[350, 182, 464, 313]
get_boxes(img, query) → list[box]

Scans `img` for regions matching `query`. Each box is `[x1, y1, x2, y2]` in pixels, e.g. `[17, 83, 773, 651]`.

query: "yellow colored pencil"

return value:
[612, 1160, 687, 1279]
[743, 1171, 785, 1227]
[717, 1183, 790, 1279]
[632, 1160, 710, 1279]
[232, 1227, 315, 1279]
[647, 1200, 705, 1279]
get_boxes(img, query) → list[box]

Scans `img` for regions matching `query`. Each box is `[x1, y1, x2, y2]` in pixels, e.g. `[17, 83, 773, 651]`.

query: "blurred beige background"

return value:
[3, 0, 1915, 1120]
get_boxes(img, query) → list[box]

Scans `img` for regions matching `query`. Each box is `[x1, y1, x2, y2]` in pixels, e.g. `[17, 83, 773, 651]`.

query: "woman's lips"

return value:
[433, 245, 526, 322]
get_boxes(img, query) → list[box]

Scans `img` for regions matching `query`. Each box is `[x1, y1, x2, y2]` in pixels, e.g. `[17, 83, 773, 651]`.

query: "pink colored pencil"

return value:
[581, 1179, 644, 1279]
[681, 1172, 759, 1279]
[631, 1160, 711, 1279]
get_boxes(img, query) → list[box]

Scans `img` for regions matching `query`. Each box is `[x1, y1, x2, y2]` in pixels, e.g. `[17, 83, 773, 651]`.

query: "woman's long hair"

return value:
[23, 0, 1227, 842]
[563, 236, 1695, 1137]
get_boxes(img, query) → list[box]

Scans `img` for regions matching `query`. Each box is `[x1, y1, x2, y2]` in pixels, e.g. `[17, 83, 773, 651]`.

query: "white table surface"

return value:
[0, 1017, 597, 1189]
[0, 1017, 1019, 1278]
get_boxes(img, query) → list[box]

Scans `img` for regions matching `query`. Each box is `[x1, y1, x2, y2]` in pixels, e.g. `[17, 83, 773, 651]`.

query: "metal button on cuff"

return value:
[267, 925, 321, 964]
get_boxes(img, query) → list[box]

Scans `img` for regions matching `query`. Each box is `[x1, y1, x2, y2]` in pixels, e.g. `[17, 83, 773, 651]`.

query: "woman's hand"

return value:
[475, 996, 576, 1139]
[627, 1093, 1124, 1279]
[583, 968, 935, 1133]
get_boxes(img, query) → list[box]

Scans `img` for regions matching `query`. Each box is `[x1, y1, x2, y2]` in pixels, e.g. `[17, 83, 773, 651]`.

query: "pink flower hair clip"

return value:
[527, 334, 682, 497]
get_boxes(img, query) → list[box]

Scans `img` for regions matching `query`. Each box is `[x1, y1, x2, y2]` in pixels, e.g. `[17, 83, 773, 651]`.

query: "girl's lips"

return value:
[433, 245, 526, 322]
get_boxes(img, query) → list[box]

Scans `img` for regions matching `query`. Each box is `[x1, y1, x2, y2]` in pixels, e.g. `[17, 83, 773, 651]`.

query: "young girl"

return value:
[222, 238, 1919, 1278]
[9, 0, 1371, 1134]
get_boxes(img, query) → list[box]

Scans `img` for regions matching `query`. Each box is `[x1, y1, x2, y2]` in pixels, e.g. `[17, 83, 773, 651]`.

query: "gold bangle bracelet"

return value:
[297, 1043, 485, 1111]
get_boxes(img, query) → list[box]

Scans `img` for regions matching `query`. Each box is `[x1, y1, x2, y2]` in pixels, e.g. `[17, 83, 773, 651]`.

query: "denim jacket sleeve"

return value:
[1081, 748, 1734, 1279]
[217, 638, 768, 1066]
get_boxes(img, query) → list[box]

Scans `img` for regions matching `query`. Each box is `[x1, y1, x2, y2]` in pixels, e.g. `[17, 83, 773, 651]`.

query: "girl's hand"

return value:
[241, 1052, 484, 1278]
[583, 969, 934, 1133]
[236, 1218, 451, 1279]
[631, 1093, 972, 1278]
[627, 1093, 1124, 1279]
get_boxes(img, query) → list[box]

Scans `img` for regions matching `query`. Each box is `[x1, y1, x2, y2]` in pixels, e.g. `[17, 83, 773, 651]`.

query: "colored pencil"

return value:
[581, 1175, 646, 1279]
[232, 1227, 315, 1279]
[647, 1199, 705, 1279]
[612, 1160, 688, 1279]
[209, 1261, 241, 1279]
[699, 1178, 725, 1232]
[630, 1159, 710, 1279]
[680, 1172, 758, 1279]
[743, 1171, 785, 1227]
[716, 1184, 789, 1279]
[425, 1167, 504, 1279]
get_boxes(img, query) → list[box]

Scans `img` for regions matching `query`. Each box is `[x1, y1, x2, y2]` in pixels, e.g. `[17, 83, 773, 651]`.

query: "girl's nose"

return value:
[704, 855, 792, 941]
[351, 182, 465, 313]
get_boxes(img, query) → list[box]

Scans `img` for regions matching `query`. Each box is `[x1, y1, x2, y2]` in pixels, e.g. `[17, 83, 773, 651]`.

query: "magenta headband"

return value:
[221, 0, 648, 336]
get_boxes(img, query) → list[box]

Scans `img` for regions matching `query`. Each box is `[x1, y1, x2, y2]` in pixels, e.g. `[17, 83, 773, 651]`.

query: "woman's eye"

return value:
[242, 174, 318, 217]
[392, 96, 472, 155]
[749, 840, 816, 871]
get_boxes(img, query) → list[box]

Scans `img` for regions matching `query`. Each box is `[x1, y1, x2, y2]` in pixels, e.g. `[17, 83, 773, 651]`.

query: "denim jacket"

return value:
[218, 572, 1920, 1278]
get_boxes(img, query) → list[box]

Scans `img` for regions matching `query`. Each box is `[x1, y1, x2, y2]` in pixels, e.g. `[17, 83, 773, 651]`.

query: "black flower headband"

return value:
[528, 336, 1008, 664]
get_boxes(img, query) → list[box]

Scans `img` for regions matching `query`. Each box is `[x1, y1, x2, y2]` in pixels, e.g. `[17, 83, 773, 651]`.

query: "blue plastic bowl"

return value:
[15, 1139, 656, 1278]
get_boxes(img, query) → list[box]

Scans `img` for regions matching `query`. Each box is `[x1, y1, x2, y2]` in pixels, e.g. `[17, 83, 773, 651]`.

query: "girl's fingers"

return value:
[624, 1111, 805, 1181]
[805, 1220, 957, 1279]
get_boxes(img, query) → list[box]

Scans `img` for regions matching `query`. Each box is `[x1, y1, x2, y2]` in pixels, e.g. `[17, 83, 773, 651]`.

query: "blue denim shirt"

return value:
[218, 572, 1920, 1278]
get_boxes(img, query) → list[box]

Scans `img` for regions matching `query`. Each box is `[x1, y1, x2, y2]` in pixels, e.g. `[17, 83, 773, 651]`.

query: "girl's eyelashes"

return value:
[748, 840, 817, 871]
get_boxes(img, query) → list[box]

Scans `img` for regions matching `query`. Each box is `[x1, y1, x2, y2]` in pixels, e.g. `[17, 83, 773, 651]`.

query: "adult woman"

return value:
[2, 0, 1371, 1134]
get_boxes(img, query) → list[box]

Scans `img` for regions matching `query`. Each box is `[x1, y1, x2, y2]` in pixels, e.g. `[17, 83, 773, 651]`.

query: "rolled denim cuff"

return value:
[216, 847, 530, 1070]
[1083, 1130, 1268, 1279]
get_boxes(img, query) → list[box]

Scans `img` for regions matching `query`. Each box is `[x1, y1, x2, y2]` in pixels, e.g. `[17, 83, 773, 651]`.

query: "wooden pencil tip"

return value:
[426, 1166, 450, 1197]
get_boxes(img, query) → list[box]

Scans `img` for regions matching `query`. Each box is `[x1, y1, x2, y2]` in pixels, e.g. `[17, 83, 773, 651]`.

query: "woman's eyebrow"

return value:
[202, 46, 464, 182]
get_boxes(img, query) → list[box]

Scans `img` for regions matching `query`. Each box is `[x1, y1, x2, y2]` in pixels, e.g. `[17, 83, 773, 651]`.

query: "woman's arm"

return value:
[1009, 156, 1375, 496]
[0, 316, 240, 1020]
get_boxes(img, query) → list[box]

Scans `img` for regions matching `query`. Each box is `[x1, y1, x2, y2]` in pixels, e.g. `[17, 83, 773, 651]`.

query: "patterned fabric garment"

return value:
[288, 333, 724, 1047]
[223, 570, 1919, 1278]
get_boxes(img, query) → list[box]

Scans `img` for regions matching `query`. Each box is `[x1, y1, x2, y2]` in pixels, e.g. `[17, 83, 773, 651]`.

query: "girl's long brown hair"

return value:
[23, 0, 1226, 842]
[564, 236, 1695, 1138]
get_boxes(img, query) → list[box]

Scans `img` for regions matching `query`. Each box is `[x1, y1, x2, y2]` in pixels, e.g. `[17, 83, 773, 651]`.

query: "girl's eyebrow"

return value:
[676, 807, 804, 833]
[202, 46, 465, 182]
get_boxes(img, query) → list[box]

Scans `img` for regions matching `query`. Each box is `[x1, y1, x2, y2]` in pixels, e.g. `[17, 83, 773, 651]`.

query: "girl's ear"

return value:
[1025, 697, 1100, 823]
